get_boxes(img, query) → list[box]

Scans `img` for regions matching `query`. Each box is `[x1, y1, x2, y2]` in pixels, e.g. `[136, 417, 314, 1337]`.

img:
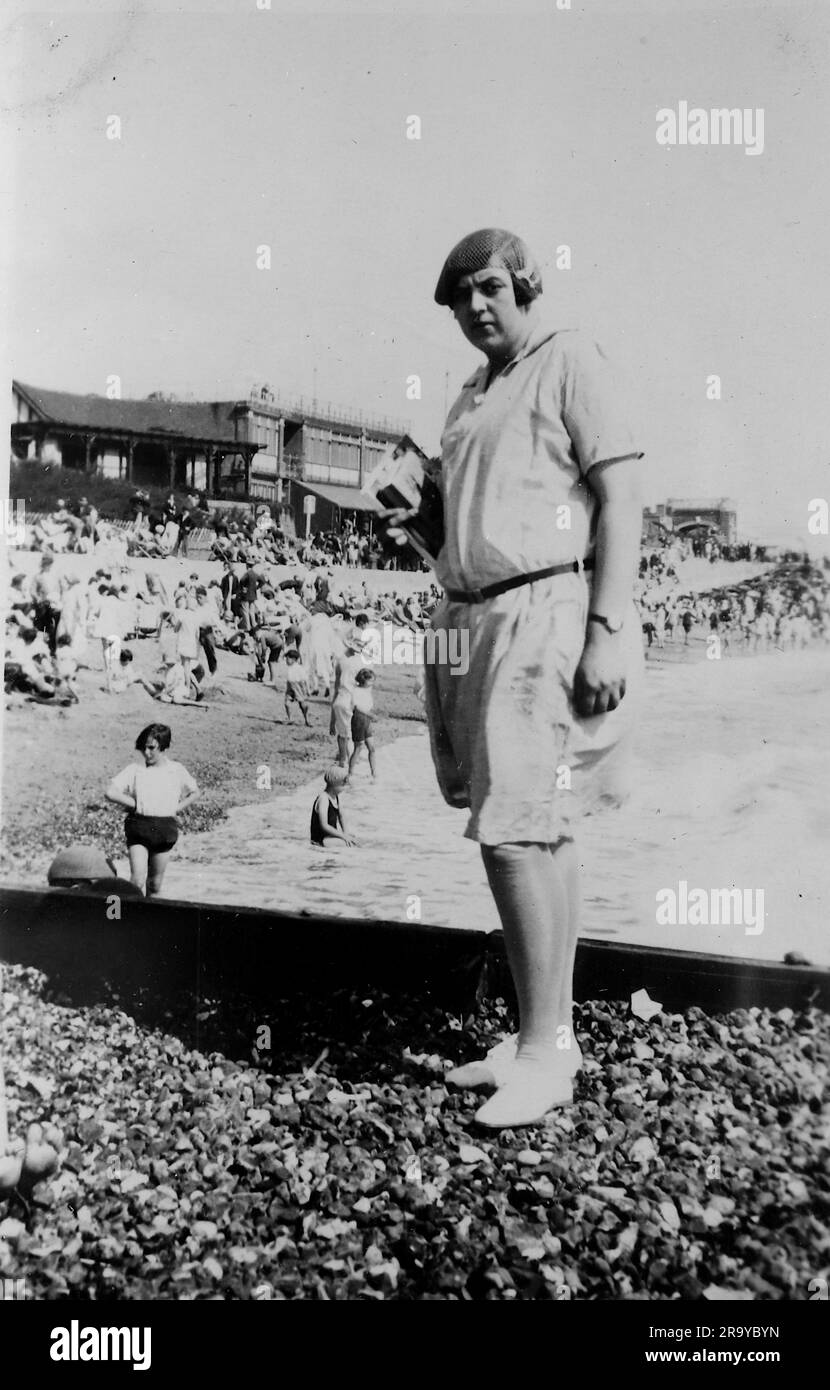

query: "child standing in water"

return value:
[310, 766, 358, 848]
[348, 667, 377, 780]
[283, 648, 311, 726]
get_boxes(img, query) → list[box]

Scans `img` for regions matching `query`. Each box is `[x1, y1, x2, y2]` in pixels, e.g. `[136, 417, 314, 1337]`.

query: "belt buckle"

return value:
[468, 587, 485, 604]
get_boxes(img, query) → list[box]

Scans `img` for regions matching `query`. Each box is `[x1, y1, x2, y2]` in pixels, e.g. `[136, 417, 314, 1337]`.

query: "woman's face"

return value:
[142, 736, 164, 766]
[451, 265, 531, 363]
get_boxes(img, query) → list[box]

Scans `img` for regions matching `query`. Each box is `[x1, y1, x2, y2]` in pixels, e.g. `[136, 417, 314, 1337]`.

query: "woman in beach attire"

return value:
[105, 723, 199, 897]
[330, 633, 367, 765]
[305, 577, 338, 697]
[172, 591, 202, 686]
[384, 229, 643, 1129]
[348, 667, 377, 780]
[31, 554, 64, 655]
[57, 573, 90, 667]
[90, 584, 129, 692]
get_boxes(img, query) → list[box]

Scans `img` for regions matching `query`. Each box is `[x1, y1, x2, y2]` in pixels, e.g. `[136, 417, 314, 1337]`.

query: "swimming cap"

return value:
[434, 228, 542, 307]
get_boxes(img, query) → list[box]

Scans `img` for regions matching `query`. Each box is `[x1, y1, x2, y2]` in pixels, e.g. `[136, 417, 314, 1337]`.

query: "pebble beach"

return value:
[2, 964, 828, 1301]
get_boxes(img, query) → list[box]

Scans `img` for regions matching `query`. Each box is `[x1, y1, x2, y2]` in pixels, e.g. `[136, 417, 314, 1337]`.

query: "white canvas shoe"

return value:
[474, 1068, 574, 1130]
[446, 1034, 582, 1090]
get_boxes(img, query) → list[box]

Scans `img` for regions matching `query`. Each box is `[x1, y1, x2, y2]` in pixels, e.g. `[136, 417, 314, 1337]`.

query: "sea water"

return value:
[163, 645, 830, 966]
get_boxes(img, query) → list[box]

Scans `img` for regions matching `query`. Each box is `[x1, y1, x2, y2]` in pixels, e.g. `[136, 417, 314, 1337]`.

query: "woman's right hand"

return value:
[376, 505, 418, 548]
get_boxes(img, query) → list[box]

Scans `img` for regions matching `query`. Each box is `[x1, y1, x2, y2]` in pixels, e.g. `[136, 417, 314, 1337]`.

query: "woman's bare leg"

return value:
[470, 839, 580, 1127]
[550, 838, 581, 1064]
[146, 849, 172, 898]
[481, 840, 577, 1055]
[128, 844, 148, 895]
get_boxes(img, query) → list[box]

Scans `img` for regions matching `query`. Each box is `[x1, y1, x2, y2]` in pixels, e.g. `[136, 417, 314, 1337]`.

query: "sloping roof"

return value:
[296, 480, 381, 513]
[14, 381, 242, 444]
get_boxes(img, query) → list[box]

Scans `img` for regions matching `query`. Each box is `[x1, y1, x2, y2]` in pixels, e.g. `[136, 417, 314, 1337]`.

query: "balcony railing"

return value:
[246, 388, 408, 437]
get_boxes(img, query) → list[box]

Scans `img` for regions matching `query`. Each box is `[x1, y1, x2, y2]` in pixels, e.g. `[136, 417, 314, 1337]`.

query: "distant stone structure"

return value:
[643, 497, 737, 546]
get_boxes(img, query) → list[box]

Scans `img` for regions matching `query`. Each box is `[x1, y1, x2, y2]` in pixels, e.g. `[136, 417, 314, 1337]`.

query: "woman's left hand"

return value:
[573, 628, 626, 717]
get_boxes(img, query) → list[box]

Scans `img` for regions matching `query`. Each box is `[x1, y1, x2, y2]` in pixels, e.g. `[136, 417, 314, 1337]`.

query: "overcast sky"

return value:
[2, 0, 828, 545]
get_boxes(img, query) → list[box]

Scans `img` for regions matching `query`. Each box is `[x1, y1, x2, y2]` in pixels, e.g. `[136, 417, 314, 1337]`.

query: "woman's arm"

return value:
[105, 780, 136, 810]
[573, 458, 642, 718]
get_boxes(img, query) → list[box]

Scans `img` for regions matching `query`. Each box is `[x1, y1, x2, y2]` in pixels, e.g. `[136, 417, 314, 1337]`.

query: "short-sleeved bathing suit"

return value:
[425, 326, 644, 845]
[110, 759, 198, 852]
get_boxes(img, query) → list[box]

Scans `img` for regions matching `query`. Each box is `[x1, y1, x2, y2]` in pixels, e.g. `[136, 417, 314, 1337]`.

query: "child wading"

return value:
[310, 766, 358, 848]
[348, 667, 377, 779]
[105, 723, 200, 897]
[283, 648, 311, 726]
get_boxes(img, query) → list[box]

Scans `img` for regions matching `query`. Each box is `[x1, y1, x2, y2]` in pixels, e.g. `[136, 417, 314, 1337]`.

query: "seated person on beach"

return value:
[156, 658, 207, 707]
[283, 647, 311, 726]
[8, 573, 32, 615]
[54, 635, 80, 703]
[108, 647, 159, 697]
[5, 630, 59, 700]
[310, 765, 358, 848]
[348, 667, 377, 779]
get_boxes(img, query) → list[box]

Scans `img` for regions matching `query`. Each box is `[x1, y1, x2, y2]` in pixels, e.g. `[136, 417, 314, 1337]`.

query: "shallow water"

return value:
[160, 645, 830, 966]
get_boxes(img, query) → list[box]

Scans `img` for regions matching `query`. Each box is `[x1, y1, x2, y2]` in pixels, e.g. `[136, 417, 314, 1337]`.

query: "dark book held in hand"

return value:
[364, 439, 444, 567]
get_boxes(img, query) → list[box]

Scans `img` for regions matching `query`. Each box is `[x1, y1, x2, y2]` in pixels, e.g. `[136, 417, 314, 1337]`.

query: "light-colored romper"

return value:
[425, 326, 644, 845]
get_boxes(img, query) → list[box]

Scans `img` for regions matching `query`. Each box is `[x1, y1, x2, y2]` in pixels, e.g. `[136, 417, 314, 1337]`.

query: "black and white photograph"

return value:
[0, 0, 828, 1342]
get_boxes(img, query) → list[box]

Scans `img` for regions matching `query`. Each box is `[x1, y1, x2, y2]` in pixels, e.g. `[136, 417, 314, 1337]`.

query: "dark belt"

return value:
[445, 557, 594, 605]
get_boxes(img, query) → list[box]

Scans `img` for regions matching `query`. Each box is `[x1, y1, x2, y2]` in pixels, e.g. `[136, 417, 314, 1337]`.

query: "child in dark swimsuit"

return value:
[310, 766, 358, 848]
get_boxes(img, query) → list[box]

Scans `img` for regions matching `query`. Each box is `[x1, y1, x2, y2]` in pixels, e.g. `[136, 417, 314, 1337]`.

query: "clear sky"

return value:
[2, 0, 829, 546]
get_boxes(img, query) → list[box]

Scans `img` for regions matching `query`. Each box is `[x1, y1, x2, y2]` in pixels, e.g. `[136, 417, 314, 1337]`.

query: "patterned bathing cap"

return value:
[434, 228, 543, 307]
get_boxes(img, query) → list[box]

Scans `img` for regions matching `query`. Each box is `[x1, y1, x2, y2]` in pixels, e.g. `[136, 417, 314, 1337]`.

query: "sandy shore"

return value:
[3, 553, 826, 965]
[140, 644, 830, 966]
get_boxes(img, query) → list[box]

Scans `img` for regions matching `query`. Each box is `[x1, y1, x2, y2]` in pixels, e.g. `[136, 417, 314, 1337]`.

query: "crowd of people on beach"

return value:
[4, 533, 441, 757]
[28, 489, 427, 572]
[8, 492, 830, 899]
[635, 544, 830, 655]
[7, 520, 829, 729]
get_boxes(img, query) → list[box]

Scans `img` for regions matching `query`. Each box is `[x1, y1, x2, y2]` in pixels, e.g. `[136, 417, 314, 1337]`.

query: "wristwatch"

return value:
[588, 611, 624, 635]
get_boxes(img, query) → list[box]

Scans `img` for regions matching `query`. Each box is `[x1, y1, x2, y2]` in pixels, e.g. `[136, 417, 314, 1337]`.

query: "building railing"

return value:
[246, 387, 408, 437]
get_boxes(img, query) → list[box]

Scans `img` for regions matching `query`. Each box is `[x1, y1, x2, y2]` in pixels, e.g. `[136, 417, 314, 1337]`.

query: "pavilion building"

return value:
[11, 380, 409, 536]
